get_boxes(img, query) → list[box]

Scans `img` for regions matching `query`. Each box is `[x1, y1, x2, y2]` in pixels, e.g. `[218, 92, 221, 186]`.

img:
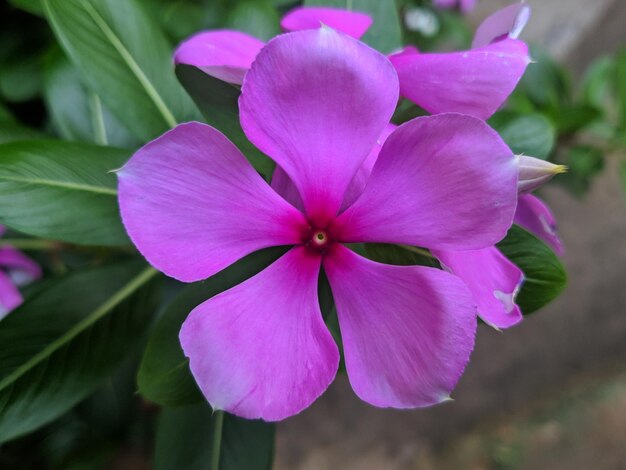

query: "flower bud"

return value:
[517, 155, 567, 194]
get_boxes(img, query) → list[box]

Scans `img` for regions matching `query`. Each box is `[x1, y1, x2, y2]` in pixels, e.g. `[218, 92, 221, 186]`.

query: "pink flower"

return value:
[174, 3, 531, 120]
[118, 28, 519, 420]
[433, 0, 478, 14]
[0, 226, 42, 320]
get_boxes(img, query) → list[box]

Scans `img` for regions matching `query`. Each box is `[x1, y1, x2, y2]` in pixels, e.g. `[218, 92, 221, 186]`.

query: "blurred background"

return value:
[276, 1, 626, 468]
[0, 0, 625, 469]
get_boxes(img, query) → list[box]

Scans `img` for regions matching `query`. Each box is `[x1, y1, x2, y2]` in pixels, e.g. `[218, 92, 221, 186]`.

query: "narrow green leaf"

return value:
[137, 247, 287, 406]
[519, 46, 571, 112]
[581, 55, 615, 110]
[497, 225, 567, 314]
[560, 145, 605, 197]
[304, 0, 403, 53]
[175, 65, 274, 178]
[155, 403, 275, 470]
[43, 49, 139, 148]
[489, 111, 556, 159]
[0, 262, 160, 442]
[364, 243, 440, 268]
[0, 140, 130, 246]
[43, 0, 200, 141]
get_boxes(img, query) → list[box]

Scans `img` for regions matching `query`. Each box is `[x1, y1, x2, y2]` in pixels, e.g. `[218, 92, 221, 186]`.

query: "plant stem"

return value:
[211, 410, 225, 470]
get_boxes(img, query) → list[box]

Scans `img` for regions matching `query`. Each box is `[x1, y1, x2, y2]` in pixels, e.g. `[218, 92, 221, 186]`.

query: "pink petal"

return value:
[333, 114, 519, 251]
[270, 123, 397, 212]
[514, 194, 563, 255]
[240, 28, 399, 226]
[180, 246, 339, 421]
[0, 271, 22, 320]
[281, 6, 373, 39]
[174, 30, 265, 85]
[0, 247, 42, 287]
[118, 122, 308, 283]
[324, 244, 476, 408]
[434, 246, 523, 329]
[472, 3, 532, 49]
[389, 38, 530, 120]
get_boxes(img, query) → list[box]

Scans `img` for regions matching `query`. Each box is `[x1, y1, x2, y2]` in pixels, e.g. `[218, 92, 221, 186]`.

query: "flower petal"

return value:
[0, 271, 22, 321]
[324, 244, 476, 408]
[389, 38, 530, 120]
[281, 6, 373, 39]
[118, 122, 307, 283]
[180, 246, 339, 421]
[174, 30, 265, 85]
[472, 3, 531, 49]
[514, 194, 563, 255]
[334, 114, 519, 251]
[270, 123, 397, 212]
[0, 247, 42, 287]
[434, 246, 523, 329]
[240, 28, 399, 225]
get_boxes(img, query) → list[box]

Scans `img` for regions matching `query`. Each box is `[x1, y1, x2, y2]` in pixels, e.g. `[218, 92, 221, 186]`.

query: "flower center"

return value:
[305, 227, 333, 254]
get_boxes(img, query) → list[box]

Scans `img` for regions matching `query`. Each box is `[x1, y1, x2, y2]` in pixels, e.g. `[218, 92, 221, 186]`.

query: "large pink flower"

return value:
[0, 226, 42, 320]
[118, 29, 519, 420]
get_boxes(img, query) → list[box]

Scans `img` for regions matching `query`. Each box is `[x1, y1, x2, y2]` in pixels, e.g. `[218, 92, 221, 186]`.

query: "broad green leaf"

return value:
[0, 140, 130, 246]
[304, 0, 403, 53]
[489, 111, 556, 159]
[138, 247, 287, 406]
[497, 225, 567, 314]
[0, 262, 160, 443]
[175, 64, 274, 178]
[155, 405, 275, 470]
[8, 0, 43, 15]
[227, 1, 281, 41]
[43, 0, 200, 142]
[43, 49, 139, 148]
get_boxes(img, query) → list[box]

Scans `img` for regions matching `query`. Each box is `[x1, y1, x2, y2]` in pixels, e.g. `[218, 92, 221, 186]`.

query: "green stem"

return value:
[398, 244, 436, 259]
[89, 93, 108, 145]
[0, 238, 61, 250]
[211, 410, 225, 470]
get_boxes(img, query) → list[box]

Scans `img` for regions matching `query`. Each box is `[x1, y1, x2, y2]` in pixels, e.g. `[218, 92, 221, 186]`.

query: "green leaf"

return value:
[497, 225, 567, 314]
[552, 104, 601, 135]
[227, 1, 281, 41]
[0, 262, 160, 443]
[489, 111, 556, 159]
[0, 52, 43, 103]
[615, 48, 626, 131]
[581, 55, 615, 109]
[138, 247, 287, 406]
[8, 0, 43, 16]
[0, 140, 130, 246]
[155, 405, 275, 470]
[518, 46, 571, 112]
[175, 64, 274, 178]
[43, 48, 140, 148]
[304, 0, 403, 53]
[560, 145, 605, 196]
[43, 0, 200, 142]
[364, 243, 440, 267]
